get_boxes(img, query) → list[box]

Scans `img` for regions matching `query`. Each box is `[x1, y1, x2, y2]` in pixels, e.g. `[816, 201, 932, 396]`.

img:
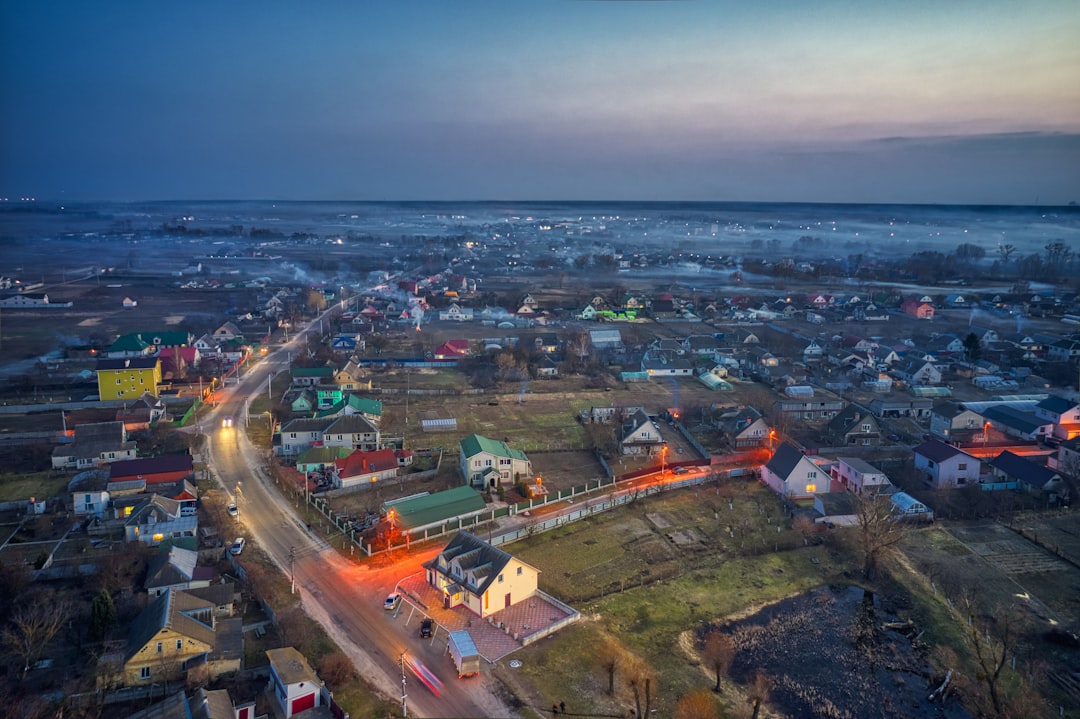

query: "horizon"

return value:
[2, 2, 1078, 206]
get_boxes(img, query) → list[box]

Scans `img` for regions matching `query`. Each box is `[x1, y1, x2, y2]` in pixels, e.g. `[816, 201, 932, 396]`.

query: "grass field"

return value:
[0, 471, 70, 502]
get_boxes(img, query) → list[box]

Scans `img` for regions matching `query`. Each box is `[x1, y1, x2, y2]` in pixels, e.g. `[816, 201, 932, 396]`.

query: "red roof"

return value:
[335, 448, 398, 478]
[435, 340, 469, 357]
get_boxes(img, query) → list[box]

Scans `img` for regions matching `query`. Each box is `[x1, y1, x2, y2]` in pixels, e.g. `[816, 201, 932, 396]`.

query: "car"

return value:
[229, 537, 246, 555]
[384, 592, 402, 611]
[222, 416, 233, 428]
[227, 503, 238, 519]
[419, 617, 433, 638]
[673, 466, 690, 475]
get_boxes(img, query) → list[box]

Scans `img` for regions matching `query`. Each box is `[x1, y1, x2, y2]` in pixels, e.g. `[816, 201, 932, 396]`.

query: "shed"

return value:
[383, 486, 486, 534]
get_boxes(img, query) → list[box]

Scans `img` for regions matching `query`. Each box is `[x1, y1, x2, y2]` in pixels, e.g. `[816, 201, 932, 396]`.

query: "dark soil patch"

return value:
[714, 585, 969, 719]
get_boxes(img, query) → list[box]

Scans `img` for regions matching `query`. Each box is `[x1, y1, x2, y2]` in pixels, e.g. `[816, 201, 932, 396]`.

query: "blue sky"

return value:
[1, 1, 1078, 204]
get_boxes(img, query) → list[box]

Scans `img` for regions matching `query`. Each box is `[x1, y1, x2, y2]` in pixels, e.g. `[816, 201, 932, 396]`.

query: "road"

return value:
[202, 319, 515, 718]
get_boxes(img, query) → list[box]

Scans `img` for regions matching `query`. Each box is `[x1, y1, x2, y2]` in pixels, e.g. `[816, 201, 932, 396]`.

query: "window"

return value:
[806, 483, 817, 492]
[156, 642, 163, 654]
[176, 639, 182, 650]
[140, 667, 151, 680]
[957, 463, 967, 470]
[498, 574, 504, 583]
[517, 566, 523, 576]
[861, 424, 871, 432]
[807, 471, 817, 479]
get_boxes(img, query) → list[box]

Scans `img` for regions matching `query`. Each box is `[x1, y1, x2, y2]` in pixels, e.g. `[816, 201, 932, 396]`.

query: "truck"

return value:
[447, 630, 481, 678]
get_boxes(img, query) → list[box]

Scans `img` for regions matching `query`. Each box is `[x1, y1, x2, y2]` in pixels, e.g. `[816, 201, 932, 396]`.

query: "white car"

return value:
[229, 537, 246, 555]
[384, 592, 402, 611]
[227, 503, 239, 519]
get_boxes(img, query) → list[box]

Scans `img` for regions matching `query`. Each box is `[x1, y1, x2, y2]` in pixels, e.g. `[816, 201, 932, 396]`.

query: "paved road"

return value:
[203, 320, 514, 718]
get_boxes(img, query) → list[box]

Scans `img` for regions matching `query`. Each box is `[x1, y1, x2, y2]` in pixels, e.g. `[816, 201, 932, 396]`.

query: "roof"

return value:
[913, 439, 968, 463]
[388, 486, 486, 531]
[267, 646, 322, 686]
[296, 446, 353, 465]
[335, 448, 398, 478]
[424, 531, 532, 596]
[324, 414, 379, 435]
[291, 366, 335, 378]
[982, 405, 1046, 434]
[1037, 395, 1078, 414]
[346, 395, 383, 415]
[764, 442, 806, 479]
[989, 451, 1058, 488]
[126, 588, 216, 661]
[145, 546, 200, 589]
[460, 434, 529, 462]
[96, 356, 160, 371]
[836, 457, 885, 476]
[110, 454, 193, 480]
[279, 417, 335, 434]
[815, 492, 858, 517]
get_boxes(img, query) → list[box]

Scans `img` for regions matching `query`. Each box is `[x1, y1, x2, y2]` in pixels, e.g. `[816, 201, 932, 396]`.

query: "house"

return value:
[588, 329, 623, 351]
[322, 414, 380, 452]
[831, 457, 891, 495]
[459, 434, 532, 488]
[109, 454, 194, 485]
[761, 442, 831, 500]
[72, 489, 110, 517]
[295, 446, 353, 474]
[52, 421, 138, 470]
[924, 335, 964, 355]
[929, 401, 985, 442]
[717, 406, 771, 449]
[913, 440, 981, 489]
[814, 491, 859, 526]
[434, 339, 471, 359]
[1046, 338, 1080, 362]
[145, 545, 213, 597]
[772, 396, 845, 422]
[290, 366, 334, 387]
[901, 300, 934, 320]
[1034, 395, 1080, 441]
[289, 389, 316, 414]
[982, 405, 1052, 442]
[641, 351, 695, 376]
[439, 303, 475, 321]
[989, 451, 1067, 499]
[96, 356, 163, 400]
[824, 404, 881, 446]
[333, 360, 368, 392]
[892, 358, 942, 386]
[333, 448, 399, 489]
[619, 408, 664, 455]
[158, 346, 202, 377]
[193, 334, 221, 358]
[267, 647, 325, 718]
[122, 587, 242, 686]
[329, 334, 361, 352]
[213, 322, 243, 340]
[124, 495, 198, 546]
[423, 531, 540, 618]
[116, 392, 167, 431]
[869, 397, 933, 420]
[276, 418, 335, 456]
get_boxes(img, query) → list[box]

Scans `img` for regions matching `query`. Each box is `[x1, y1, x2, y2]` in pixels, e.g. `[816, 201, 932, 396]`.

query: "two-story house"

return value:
[929, 401, 985, 442]
[1034, 395, 1080, 441]
[423, 532, 540, 618]
[913, 439, 981, 489]
[619, 408, 665, 455]
[824, 404, 881, 446]
[831, 457, 892, 495]
[459, 434, 532, 488]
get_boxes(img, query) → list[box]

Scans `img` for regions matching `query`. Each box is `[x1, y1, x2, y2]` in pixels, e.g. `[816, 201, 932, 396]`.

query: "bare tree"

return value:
[3, 596, 71, 678]
[629, 668, 654, 719]
[963, 599, 1015, 716]
[855, 490, 906, 579]
[597, 645, 619, 695]
[747, 668, 773, 719]
[318, 651, 357, 688]
[702, 630, 735, 693]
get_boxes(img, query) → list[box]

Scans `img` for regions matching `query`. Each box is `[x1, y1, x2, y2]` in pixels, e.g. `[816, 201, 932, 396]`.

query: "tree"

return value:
[963, 599, 1015, 715]
[997, 243, 1017, 264]
[855, 491, 906, 580]
[674, 688, 721, 719]
[318, 651, 356, 688]
[598, 645, 620, 695]
[3, 596, 71, 678]
[962, 332, 982, 362]
[88, 589, 117, 641]
[629, 667, 654, 719]
[747, 669, 773, 719]
[702, 630, 735, 693]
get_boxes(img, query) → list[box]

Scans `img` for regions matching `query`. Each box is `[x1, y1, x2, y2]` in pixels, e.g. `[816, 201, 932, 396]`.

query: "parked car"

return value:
[420, 618, 433, 638]
[384, 592, 402, 611]
[227, 503, 239, 519]
[229, 537, 246, 555]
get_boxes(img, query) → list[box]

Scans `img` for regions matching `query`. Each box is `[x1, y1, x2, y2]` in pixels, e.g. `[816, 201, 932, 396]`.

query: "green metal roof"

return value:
[347, 395, 383, 416]
[108, 333, 151, 352]
[459, 434, 528, 461]
[388, 485, 486, 531]
[296, 446, 352, 465]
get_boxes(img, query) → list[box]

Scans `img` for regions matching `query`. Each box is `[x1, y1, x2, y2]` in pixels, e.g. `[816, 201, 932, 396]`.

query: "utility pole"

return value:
[289, 546, 296, 594]
[400, 653, 408, 717]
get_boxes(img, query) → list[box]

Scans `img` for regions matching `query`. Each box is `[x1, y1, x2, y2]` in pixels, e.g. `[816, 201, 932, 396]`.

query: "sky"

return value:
[1, 1, 1079, 205]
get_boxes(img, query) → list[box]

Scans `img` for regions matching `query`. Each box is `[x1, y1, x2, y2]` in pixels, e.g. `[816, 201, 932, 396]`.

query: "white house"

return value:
[761, 442, 831, 500]
[72, 489, 110, 517]
[913, 439, 981, 489]
[459, 434, 532, 488]
[831, 457, 891, 495]
[439, 303, 475, 322]
[619, 408, 664, 455]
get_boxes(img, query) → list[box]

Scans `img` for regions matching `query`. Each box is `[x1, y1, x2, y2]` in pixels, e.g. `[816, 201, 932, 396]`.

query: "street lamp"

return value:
[661, 445, 668, 477]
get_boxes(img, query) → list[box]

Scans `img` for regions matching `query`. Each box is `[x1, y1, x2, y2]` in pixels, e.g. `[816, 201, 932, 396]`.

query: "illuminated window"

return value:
[152, 533, 164, 543]
[806, 483, 817, 492]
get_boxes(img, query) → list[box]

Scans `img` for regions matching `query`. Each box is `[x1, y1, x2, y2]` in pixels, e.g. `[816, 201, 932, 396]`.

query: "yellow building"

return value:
[96, 356, 162, 400]
[424, 531, 540, 618]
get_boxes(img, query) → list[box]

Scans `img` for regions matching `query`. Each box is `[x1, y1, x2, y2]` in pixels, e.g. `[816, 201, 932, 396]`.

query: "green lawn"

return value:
[0, 471, 70, 502]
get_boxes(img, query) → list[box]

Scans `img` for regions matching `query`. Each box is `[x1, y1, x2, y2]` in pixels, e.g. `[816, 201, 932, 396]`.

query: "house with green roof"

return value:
[459, 434, 532, 489]
[107, 332, 193, 359]
[315, 394, 383, 423]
